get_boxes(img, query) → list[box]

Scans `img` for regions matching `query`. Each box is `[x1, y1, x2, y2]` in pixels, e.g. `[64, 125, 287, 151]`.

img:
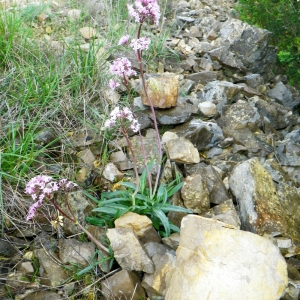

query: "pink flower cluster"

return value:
[104, 106, 140, 132]
[130, 37, 151, 51]
[110, 57, 137, 78]
[128, 0, 160, 25]
[25, 175, 77, 221]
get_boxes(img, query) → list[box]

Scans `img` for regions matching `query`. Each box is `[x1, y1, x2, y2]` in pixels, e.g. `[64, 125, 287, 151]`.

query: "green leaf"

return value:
[160, 204, 192, 214]
[167, 182, 184, 198]
[119, 181, 136, 190]
[152, 208, 171, 237]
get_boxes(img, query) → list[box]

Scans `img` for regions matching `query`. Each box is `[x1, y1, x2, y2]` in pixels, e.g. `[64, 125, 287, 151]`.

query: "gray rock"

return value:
[107, 227, 154, 273]
[201, 80, 243, 113]
[58, 239, 95, 267]
[0, 240, 17, 257]
[24, 291, 62, 300]
[216, 19, 277, 76]
[267, 82, 300, 109]
[165, 215, 288, 300]
[243, 74, 265, 88]
[254, 97, 298, 130]
[171, 119, 224, 150]
[217, 100, 263, 132]
[276, 139, 300, 166]
[186, 71, 219, 85]
[55, 190, 95, 235]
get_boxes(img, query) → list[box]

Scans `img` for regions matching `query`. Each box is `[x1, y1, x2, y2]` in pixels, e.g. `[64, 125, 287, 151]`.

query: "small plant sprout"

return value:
[25, 175, 109, 253]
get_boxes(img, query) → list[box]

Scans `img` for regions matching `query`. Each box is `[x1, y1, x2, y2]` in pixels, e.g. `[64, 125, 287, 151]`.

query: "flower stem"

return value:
[137, 22, 162, 197]
[121, 123, 139, 206]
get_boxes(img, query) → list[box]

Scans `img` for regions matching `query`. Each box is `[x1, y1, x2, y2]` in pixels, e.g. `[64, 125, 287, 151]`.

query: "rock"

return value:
[77, 148, 95, 166]
[34, 249, 70, 287]
[243, 74, 265, 88]
[67, 9, 81, 21]
[165, 137, 200, 164]
[34, 128, 58, 146]
[216, 19, 277, 76]
[253, 97, 298, 130]
[171, 119, 224, 151]
[0, 240, 17, 257]
[198, 101, 217, 117]
[200, 80, 243, 113]
[144, 242, 175, 259]
[101, 270, 146, 300]
[153, 99, 194, 125]
[114, 212, 153, 238]
[162, 233, 180, 250]
[107, 227, 154, 273]
[275, 139, 300, 167]
[55, 190, 95, 235]
[140, 73, 179, 108]
[24, 291, 62, 300]
[79, 27, 97, 39]
[267, 82, 299, 109]
[181, 174, 210, 213]
[102, 163, 124, 182]
[217, 100, 262, 132]
[165, 215, 288, 300]
[58, 239, 95, 267]
[142, 253, 176, 298]
[185, 164, 230, 204]
[110, 150, 133, 171]
[201, 199, 241, 229]
[128, 135, 160, 174]
[17, 261, 34, 276]
[186, 71, 219, 85]
[161, 132, 179, 144]
[229, 158, 288, 235]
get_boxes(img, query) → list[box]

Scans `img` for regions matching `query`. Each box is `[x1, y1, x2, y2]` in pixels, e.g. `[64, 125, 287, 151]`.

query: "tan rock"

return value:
[101, 270, 145, 300]
[140, 73, 179, 108]
[165, 137, 200, 164]
[67, 9, 81, 21]
[181, 174, 210, 213]
[79, 27, 97, 39]
[115, 212, 152, 238]
[77, 149, 95, 166]
[107, 227, 154, 273]
[102, 162, 124, 182]
[165, 215, 288, 300]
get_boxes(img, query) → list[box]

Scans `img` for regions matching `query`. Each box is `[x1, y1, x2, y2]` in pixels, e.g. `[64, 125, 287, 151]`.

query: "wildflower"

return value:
[130, 37, 151, 51]
[25, 176, 77, 221]
[104, 106, 140, 132]
[108, 79, 120, 90]
[118, 35, 131, 46]
[110, 57, 137, 78]
[127, 0, 161, 25]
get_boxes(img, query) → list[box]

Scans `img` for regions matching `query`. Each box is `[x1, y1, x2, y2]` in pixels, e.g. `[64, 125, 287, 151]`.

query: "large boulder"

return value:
[165, 215, 288, 300]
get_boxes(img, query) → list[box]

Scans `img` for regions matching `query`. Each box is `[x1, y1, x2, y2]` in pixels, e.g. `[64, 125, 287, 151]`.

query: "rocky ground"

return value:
[1, 0, 300, 299]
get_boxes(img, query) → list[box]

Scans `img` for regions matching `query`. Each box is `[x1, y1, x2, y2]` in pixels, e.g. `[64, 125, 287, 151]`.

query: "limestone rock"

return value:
[67, 9, 81, 21]
[181, 174, 210, 213]
[101, 270, 145, 300]
[165, 215, 288, 300]
[275, 139, 300, 167]
[79, 27, 97, 39]
[114, 212, 153, 238]
[102, 162, 124, 182]
[107, 227, 154, 273]
[201, 80, 243, 113]
[186, 71, 219, 85]
[185, 164, 230, 204]
[171, 119, 224, 150]
[140, 73, 179, 108]
[229, 158, 287, 235]
[58, 239, 95, 267]
[34, 249, 70, 287]
[267, 82, 299, 109]
[198, 101, 217, 117]
[201, 199, 241, 229]
[165, 137, 200, 164]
